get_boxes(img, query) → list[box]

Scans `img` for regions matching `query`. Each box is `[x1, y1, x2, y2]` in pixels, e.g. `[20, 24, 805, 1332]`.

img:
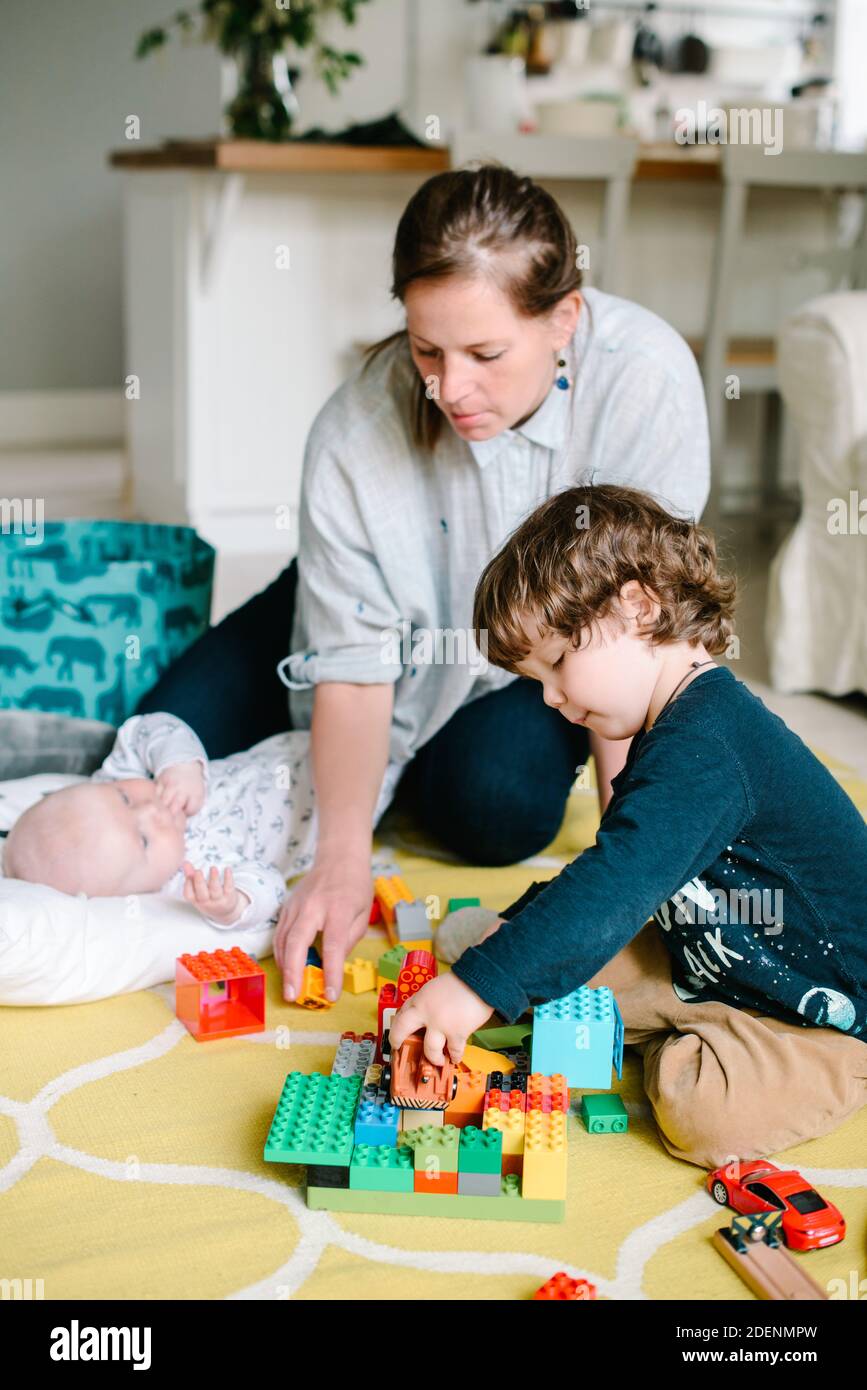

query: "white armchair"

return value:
[766, 292, 867, 697]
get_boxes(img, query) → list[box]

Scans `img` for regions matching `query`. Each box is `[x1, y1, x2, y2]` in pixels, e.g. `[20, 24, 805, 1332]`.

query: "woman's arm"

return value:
[274, 680, 394, 1002]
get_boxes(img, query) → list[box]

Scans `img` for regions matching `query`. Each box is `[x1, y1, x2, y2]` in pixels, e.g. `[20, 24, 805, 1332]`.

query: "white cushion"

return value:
[0, 774, 275, 1005]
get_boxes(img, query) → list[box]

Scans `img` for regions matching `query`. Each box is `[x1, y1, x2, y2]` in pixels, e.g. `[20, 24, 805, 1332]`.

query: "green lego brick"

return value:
[580, 1092, 629, 1134]
[350, 1143, 414, 1192]
[378, 943, 408, 982]
[307, 1173, 564, 1223]
[264, 1072, 362, 1166]
[471, 1023, 533, 1051]
[446, 897, 481, 914]
[458, 1125, 503, 1175]
[399, 1123, 460, 1172]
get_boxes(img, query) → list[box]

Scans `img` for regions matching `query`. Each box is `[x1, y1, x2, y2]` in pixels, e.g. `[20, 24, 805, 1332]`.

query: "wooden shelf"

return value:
[109, 137, 450, 174]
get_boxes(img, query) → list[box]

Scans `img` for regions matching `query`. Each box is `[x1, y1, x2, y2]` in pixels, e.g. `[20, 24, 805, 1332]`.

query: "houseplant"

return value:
[136, 0, 373, 141]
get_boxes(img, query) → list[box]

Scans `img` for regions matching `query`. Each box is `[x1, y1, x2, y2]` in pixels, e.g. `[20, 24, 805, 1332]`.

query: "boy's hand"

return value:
[183, 862, 249, 926]
[389, 973, 494, 1068]
[156, 762, 205, 817]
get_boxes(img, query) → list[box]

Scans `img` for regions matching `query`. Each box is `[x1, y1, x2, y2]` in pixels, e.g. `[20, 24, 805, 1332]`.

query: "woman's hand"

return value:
[156, 762, 206, 817]
[274, 848, 372, 1004]
[182, 861, 249, 926]
[389, 973, 494, 1067]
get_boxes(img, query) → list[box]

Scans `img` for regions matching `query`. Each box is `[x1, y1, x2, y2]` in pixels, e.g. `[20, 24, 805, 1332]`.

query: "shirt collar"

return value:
[467, 376, 571, 469]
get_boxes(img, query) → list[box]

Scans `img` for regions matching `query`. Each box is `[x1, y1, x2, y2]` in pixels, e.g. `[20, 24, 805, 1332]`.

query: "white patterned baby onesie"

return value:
[91, 713, 318, 929]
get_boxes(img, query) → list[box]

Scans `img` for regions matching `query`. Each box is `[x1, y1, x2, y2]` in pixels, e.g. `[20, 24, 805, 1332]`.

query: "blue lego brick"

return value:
[306, 945, 322, 968]
[354, 1092, 400, 1148]
[531, 986, 623, 1088]
[264, 1072, 362, 1166]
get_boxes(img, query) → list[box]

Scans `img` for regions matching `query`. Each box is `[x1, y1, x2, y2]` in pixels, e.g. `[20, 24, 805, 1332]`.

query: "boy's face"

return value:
[514, 584, 662, 740]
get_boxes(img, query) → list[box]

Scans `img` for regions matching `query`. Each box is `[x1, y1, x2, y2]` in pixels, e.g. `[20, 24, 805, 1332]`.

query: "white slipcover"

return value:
[767, 292, 867, 696]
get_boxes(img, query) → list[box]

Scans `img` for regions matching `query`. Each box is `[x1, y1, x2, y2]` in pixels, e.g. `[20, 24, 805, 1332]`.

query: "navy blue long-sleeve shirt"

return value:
[451, 667, 867, 1039]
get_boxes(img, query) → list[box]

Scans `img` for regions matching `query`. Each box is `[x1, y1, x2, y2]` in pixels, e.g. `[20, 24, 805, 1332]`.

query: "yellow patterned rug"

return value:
[1, 758, 865, 1301]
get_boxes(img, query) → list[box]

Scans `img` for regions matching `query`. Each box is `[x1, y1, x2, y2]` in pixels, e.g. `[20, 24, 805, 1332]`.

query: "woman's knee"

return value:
[415, 764, 568, 865]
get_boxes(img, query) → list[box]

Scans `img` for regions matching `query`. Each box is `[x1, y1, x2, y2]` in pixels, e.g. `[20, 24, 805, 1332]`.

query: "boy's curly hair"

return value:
[472, 485, 737, 671]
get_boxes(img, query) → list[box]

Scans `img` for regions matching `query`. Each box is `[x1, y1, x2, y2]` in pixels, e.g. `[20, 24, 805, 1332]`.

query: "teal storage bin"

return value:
[0, 520, 214, 723]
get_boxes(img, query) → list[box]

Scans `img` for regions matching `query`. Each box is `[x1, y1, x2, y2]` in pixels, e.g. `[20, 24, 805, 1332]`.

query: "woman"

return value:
[139, 162, 710, 1003]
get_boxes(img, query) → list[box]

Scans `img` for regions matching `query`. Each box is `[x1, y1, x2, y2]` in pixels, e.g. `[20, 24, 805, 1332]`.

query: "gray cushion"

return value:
[0, 711, 116, 779]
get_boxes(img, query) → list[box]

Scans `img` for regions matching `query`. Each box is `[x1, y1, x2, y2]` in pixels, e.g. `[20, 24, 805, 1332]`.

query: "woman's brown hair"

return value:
[473, 484, 737, 669]
[362, 162, 583, 451]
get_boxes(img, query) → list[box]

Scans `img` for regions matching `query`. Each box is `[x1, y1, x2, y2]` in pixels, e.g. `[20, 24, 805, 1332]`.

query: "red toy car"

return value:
[707, 1160, 845, 1251]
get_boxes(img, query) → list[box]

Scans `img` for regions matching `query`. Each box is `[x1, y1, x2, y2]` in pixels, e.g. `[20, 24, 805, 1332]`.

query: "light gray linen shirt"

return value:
[278, 287, 710, 823]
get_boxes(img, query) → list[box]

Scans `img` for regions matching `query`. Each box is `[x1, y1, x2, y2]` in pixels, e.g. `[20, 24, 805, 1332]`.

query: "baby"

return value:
[2, 714, 318, 929]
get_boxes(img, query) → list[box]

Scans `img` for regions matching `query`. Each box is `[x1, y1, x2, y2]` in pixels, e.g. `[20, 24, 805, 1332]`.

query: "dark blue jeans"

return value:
[137, 559, 589, 866]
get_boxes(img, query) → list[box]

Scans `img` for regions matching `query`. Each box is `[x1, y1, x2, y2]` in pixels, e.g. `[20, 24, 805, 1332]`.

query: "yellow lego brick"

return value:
[398, 938, 432, 954]
[462, 1043, 515, 1076]
[522, 1109, 568, 1201]
[399, 1109, 443, 1133]
[482, 1107, 525, 1155]
[343, 958, 377, 994]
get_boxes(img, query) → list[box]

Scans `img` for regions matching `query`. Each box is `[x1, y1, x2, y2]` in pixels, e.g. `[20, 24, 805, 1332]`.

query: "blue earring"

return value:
[555, 356, 570, 390]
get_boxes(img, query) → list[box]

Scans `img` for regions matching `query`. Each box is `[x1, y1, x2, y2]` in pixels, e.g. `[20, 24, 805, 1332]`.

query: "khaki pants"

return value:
[585, 922, 867, 1169]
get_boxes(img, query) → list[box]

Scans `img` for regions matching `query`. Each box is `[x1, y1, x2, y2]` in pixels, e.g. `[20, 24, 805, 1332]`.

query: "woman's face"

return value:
[404, 275, 581, 440]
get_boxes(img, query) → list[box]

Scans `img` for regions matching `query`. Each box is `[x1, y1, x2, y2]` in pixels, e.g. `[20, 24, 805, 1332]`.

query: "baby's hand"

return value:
[156, 762, 205, 817]
[389, 973, 494, 1067]
[183, 862, 250, 926]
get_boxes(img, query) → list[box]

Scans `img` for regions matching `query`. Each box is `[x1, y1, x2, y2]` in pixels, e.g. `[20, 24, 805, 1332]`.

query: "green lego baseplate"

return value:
[264, 1072, 363, 1166]
[307, 1177, 565, 1223]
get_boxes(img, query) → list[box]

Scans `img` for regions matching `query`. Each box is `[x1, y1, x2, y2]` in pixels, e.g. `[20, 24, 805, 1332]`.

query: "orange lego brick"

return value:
[175, 948, 265, 1041]
[373, 875, 414, 929]
[445, 1068, 487, 1128]
[414, 1169, 459, 1196]
[296, 964, 332, 1010]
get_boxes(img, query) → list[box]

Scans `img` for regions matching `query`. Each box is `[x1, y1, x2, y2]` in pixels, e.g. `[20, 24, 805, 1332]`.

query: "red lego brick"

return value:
[396, 948, 437, 1005]
[414, 1169, 459, 1196]
[533, 1273, 597, 1301]
[175, 947, 265, 1041]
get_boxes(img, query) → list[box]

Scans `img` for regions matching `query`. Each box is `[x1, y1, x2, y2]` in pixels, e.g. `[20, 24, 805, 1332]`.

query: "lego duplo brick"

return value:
[458, 1170, 502, 1198]
[264, 1072, 362, 1167]
[175, 947, 265, 1041]
[349, 1144, 414, 1192]
[396, 948, 437, 1005]
[485, 1071, 528, 1114]
[481, 1107, 526, 1156]
[332, 1031, 376, 1080]
[522, 1110, 568, 1201]
[531, 986, 620, 1088]
[472, 1023, 532, 1052]
[446, 896, 481, 914]
[307, 1163, 350, 1190]
[414, 1169, 459, 1196]
[343, 958, 377, 994]
[526, 1073, 569, 1113]
[354, 1092, 399, 1148]
[445, 1068, 487, 1128]
[400, 1108, 442, 1133]
[580, 1092, 629, 1134]
[533, 1273, 597, 1300]
[377, 943, 408, 984]
[394, 899, 431, 945]
[307, 1172, 565, 1223]
[462, 1043, 515, 1075]
[458, 1126, 503, 1175]
[399, 1123, 460, 1173]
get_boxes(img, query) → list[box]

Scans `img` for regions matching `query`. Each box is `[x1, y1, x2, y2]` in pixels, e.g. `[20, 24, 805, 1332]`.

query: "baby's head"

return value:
[473, 484, 737, 740]
[4, 778, 187, 897]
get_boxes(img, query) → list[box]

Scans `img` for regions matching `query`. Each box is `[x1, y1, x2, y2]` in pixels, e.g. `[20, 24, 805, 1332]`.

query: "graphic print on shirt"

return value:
[653, 845, 860, 1034]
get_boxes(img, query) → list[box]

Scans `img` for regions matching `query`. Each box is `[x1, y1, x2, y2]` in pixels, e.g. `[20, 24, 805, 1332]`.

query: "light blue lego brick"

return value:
[531, 986, 622, 1088]
[354, 1094, 400, 1148]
